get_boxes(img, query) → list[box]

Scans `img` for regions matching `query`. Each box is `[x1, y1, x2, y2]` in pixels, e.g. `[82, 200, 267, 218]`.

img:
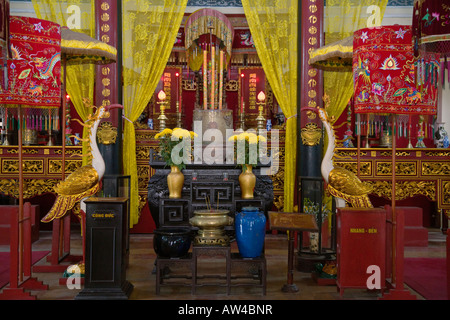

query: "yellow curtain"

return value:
[241, 0, 297, 213]
[122, 0, 188, 227]
[324, 0, 388, 123]
[31, 0, 96, 166]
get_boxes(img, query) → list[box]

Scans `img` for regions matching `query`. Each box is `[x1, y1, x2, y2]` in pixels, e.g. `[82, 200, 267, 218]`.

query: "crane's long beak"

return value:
[105, 104, 123, 111]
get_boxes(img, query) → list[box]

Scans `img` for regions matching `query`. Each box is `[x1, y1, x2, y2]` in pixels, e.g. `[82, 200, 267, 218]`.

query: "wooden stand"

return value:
[155, 246, 267, 295]
[268, 211, 318, 293]
[192, 246, 231, 295]
[76, 197, 132, 300]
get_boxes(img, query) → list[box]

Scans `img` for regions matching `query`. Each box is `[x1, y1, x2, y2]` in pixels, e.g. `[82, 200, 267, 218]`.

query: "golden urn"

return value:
[189, 209, 233, 246]
[167, 165, 184, 198]
[239, 165, 256, 199]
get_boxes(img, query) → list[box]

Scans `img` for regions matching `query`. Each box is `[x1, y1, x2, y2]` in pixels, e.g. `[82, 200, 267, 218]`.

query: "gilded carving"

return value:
[308, 69, 317, 77]
[307, 100, 317, 108]
[7, 148, 38, 154]
[133, 122, 147, 130]
[54, 149, 82, 156]
[102, 88, 111, 97]
[366, 180, 436, 201]
[136, 146, 150, 160]
[49, 160, 82, 174]
[135, 131, 157, 141]
[443, 181, 450, 205]
[101, 34, 110, 43]
[380, 151, 411, 157]
[422, 162, 450, 176]
[425, 151, 450, 157]
[101, 24, 110, 33]
[270, 166, 285, 191]
[377, 161, 417, 176]
[0, 178, 59, 198]
[97, 121, 118, 145]
[336, 150, 367, 157]
[273, 194, 284, 211]
[225, 80, 238, 92]
[336, 162, 371, 176]
[101, 13, 109, 22]
[138, 194, 147, 212]
[2, 159, 43, 174]
[182, 79, 197, 91]
[137, 166, 150, 189]
[301, 122, 322, 146]
[306, 110, 317, 120]
[101, 2, 110, 10]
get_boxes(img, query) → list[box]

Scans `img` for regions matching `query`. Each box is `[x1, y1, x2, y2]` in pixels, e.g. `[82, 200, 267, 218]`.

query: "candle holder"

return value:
[256, 91, 266, 133]
[407, 136, 413, 149]
[364, 133, 370, 148]
[157, 90, 168, 131]
[239, 110, 245, 130]
[176, 102, 182, 128]
[158, 106, 168, 131]
[47, 129, 54, 146]
[256, 106, 266, 133]
[2, 129, 9, 146]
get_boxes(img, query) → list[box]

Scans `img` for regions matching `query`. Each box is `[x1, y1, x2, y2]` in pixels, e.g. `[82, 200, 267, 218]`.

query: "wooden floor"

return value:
[1, 228, 447, 301]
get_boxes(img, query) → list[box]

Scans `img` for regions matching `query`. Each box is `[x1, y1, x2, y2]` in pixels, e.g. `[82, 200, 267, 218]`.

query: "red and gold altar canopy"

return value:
[0, 16, 61, 108]
[353, 25, 437, 115]
[184, 8, 234, 71]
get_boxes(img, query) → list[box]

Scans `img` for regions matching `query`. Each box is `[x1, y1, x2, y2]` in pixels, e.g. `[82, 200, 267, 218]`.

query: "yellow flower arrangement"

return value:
[228, 131, 267, 171]
[155, 127, 198, 170]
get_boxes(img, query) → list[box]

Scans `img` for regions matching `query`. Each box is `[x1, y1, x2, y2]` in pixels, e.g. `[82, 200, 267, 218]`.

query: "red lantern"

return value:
[353, 25, 437, 116]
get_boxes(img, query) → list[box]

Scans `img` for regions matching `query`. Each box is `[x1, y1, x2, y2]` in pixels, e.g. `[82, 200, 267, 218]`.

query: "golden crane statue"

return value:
[317, 101, 373, 208]
[41, 101, 123, 223]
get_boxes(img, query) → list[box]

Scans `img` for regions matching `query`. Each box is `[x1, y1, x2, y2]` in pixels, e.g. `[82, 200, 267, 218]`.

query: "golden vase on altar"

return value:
[167, 165, 184, 198]
[239, 164, 256, 199]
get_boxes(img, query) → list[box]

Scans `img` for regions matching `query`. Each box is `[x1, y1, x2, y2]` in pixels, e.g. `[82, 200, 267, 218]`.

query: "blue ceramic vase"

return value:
[235, 207, 266, 258]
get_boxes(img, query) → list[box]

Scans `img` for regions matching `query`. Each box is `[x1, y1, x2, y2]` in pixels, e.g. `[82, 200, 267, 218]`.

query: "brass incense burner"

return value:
[189, 209, 233, 246]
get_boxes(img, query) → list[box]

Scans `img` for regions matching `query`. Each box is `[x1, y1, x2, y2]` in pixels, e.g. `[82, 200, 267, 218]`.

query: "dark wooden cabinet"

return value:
[76, 197, 133, 300]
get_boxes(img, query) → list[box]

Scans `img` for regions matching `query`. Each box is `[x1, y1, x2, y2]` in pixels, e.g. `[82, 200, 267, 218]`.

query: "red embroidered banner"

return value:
[353, 25, 437, 115]
[0, 16, 61, 108]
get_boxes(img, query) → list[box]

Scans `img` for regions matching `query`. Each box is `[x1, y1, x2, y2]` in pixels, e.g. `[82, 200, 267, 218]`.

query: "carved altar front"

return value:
[333, 147, 450, 217]
[0, 146, 82, 199]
